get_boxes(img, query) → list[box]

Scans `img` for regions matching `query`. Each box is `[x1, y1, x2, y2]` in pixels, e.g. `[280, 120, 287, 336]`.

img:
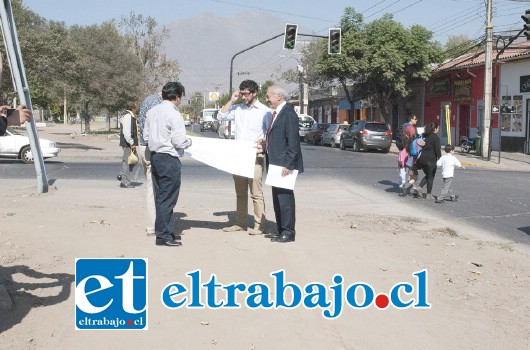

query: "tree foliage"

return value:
[0, 1, 180, 132]
[314, 7, 443, 122]
[118, 13, 181, 96]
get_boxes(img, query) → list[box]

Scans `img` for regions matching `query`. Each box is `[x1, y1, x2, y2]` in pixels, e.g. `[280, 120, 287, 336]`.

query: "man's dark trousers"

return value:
[271, 185, 296, 237]
[151, 152, 181, 241]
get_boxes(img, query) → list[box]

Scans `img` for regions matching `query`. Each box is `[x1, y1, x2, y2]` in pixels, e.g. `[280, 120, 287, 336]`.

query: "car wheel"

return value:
[304, 135, 309, 143]
[330, 139, 336, 148]
[383, 147, 390, 153]
[20, 145, 34, 164]
[352, 140, 360, 152]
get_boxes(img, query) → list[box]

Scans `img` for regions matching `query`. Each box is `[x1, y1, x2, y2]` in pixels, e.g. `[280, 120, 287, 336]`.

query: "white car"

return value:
[0, 128, 61, 163]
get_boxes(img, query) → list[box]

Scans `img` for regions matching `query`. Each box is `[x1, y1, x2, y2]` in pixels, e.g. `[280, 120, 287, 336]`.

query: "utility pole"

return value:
[483, 0, 493, 160]
[298, 64, 304, 114]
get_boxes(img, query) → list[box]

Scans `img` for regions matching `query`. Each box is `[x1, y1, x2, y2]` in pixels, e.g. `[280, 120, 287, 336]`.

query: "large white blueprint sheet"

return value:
[184, 136, 256, 178]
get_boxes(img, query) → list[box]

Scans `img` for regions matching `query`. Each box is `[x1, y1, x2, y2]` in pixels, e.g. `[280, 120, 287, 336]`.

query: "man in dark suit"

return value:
[263, 85, 304, 243]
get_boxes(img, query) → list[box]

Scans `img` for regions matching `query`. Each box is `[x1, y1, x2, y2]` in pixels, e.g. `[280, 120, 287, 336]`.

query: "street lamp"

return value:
[279, 55, 307, 114]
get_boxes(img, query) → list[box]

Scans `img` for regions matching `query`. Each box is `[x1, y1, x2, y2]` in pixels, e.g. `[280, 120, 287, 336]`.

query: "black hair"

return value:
[407, 114, 416, 123]
[423, 122, 439, 136]
[445, 144, 454, 153]
[126, 100, 138, 111]
[162, 81, 186, 101]
[239, 80, 259, 93]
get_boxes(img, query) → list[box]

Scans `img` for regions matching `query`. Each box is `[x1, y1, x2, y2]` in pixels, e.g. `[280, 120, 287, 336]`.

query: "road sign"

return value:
[492, 105, 499, 113]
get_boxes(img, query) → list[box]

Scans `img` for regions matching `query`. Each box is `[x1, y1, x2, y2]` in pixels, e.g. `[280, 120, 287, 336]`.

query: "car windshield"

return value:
[365, 123, 388, 132]
[5, 127, 21, 135]
[338, 124, 349, 130]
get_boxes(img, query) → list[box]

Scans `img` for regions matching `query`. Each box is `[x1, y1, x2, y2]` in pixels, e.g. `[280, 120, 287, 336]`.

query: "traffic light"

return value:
[328, 28, 341, 54]
[522, 9, 530, 39]
[283, 24, 297, 50]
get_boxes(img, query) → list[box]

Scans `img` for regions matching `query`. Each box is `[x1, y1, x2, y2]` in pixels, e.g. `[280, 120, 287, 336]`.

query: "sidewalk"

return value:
[1, 122, 530, 349]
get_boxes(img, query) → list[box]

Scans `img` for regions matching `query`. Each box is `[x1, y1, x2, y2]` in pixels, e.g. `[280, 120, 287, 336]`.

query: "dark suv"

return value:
[339, 120, 392, 153]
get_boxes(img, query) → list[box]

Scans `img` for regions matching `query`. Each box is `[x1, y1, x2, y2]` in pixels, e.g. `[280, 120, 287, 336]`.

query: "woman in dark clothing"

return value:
[416, 122, 442, 200]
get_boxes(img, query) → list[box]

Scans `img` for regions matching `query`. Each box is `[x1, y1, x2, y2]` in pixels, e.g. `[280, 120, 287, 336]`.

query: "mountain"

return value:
[163, 11, 305, 96]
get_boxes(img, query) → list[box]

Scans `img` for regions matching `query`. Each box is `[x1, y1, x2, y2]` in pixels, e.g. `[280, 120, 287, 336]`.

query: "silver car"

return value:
[339, 120, 392, 153]
[321, 123, 350, 148]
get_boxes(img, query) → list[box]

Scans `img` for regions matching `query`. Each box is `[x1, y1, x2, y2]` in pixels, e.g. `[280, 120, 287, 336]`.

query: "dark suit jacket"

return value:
[267, 103, 304, 174]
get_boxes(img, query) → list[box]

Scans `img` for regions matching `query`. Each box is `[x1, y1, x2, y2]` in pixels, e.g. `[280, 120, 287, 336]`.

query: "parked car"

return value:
[0, 128, 60, 163]
[339, 120, 392, 153]
[304, 123, 329, 144]
[298, 114, 315, 141]
[200, 120, 214, 132]
[321, 123, 350, 148]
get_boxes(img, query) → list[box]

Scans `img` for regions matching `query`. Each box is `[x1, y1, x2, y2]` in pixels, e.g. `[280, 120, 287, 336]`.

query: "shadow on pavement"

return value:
[0, 265, 74, 333]
[57, 142, 103, 151]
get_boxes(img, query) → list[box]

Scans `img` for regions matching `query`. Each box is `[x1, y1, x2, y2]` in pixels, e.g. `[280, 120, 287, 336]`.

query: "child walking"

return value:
[435, 144, 465, 203]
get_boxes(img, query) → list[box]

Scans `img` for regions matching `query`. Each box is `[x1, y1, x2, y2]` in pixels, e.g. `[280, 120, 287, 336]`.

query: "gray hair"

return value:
[269, 85, 288, 99]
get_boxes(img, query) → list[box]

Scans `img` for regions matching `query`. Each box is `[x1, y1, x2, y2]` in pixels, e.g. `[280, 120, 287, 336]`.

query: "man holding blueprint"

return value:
[217, 80, 272, 236]
[263, 85, 304, 243]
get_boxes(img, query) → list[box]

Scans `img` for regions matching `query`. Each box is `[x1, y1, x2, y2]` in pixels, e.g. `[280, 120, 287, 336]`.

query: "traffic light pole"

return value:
[229, 33, 328, 93]
[229, 33, 284, 94]
[0, 0, 49, 193]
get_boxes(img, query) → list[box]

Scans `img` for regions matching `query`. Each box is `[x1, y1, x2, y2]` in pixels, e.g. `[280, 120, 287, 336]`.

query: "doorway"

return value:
[459, 105, 470, 140]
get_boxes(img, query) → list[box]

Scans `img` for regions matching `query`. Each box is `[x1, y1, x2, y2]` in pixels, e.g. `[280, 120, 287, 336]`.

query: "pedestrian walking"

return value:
[117, 101, 139, 188]
[416, 122, 442, 200]
[435, 144, 465, 203]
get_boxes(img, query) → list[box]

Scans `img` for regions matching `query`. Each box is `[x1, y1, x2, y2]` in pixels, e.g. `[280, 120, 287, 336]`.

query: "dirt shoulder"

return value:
[0, 123, 529, 349]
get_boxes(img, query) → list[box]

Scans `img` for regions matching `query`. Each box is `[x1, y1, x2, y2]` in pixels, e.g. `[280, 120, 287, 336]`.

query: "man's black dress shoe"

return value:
[116, 175, 122, 181]
[271, 234, 295, 243]
[156, 239, 182, 247]
[264, 233, 279, 239]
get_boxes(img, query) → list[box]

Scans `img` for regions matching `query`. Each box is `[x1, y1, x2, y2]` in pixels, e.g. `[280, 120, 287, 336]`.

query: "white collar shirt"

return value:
[144, 100, 191, 157]
[217, 100, 272, 141]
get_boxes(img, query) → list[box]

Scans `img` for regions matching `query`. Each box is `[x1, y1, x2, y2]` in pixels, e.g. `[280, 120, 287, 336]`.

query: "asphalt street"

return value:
[2, 130, 530, 244]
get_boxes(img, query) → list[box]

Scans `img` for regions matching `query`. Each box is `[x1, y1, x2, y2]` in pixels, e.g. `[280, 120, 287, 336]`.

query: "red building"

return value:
[424, 41, 530, 152]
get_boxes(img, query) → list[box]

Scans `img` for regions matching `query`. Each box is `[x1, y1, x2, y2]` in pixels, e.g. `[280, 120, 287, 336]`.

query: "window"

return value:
[501, 96, 523, 134]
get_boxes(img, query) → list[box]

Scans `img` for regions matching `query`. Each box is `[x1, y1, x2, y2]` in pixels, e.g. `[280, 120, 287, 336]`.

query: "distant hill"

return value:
[163, 11, 306, 96]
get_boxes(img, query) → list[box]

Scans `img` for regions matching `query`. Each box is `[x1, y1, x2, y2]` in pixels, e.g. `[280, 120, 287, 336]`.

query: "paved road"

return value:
[2, 131, 530, 243]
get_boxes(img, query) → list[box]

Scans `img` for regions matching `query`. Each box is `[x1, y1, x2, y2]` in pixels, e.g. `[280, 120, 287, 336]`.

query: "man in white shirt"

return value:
[117, 101, 139, 188]
[217, 80, 272, 235]
[144, 82, 192, 247]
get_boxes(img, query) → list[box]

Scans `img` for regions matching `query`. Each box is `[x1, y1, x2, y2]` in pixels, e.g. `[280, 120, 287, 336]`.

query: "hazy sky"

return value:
[21, 0, 530, 44]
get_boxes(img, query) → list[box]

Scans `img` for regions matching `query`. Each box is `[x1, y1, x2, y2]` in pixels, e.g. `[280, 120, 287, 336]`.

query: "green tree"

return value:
[3, 1, 76, 120]
[316, 8, 443, 123]
[69, 22, 143, 132]
[443, 35, 480, 59]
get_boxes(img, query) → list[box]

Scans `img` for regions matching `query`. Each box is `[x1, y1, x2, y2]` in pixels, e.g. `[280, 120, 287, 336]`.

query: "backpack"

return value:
[395, 122, 410, 150]
[409, 136, 424, 157]
[397, 148, 408, 168]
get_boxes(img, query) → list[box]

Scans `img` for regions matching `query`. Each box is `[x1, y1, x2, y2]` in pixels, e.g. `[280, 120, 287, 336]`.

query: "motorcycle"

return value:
[459, 131, 481, 153]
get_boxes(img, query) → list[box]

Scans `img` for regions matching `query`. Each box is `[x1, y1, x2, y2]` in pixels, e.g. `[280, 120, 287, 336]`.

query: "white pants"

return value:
[138, 145, 156, 234]
[399, 167, 409, 187]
